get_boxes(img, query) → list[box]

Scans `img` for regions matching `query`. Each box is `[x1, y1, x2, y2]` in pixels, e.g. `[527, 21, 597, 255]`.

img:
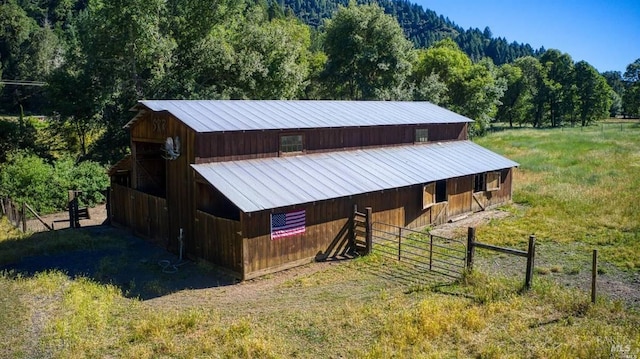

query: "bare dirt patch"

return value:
[25, 204, 108, 231]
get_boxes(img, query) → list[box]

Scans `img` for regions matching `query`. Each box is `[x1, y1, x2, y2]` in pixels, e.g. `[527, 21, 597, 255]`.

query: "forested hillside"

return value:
[1, 0, 638, 177]
[278, 0, 538, 64]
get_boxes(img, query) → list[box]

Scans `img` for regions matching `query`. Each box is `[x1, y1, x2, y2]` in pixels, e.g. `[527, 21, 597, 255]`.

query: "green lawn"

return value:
[1, 125, 639, 358]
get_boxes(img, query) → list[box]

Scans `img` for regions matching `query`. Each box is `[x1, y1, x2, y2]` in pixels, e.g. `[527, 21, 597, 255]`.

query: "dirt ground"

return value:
[25, 204, 109, 231]
[8, 206, 640, 308]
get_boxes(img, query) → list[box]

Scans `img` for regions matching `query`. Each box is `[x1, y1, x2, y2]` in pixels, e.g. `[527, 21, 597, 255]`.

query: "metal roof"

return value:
[192, 141, 518, 213]
[127, 100, 473, 132]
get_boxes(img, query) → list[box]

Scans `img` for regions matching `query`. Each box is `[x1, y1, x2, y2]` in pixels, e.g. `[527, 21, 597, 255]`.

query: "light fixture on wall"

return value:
[162, 136, 181, 160]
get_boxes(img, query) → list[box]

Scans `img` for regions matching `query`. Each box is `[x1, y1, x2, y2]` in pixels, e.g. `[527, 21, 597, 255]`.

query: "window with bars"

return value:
[474, 173, 486, 193]
[415, 128, 429, 143]
[280, 134, 303, 154]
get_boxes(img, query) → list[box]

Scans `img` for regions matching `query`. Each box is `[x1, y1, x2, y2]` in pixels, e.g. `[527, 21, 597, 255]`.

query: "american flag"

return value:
[271, 210, 306, 240]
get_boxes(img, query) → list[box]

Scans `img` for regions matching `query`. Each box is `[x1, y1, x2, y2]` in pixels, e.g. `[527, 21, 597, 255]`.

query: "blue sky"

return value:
[414, 0, 640, 73]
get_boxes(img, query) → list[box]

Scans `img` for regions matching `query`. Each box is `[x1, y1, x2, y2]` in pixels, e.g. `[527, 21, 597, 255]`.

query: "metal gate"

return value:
[371, 222, 467, 281]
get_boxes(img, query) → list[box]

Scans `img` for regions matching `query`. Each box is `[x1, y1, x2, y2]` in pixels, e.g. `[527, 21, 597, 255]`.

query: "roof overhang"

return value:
[192, 141, 518, 213]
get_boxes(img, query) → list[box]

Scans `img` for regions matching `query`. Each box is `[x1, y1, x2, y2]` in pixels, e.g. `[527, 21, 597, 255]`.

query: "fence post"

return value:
[397, 226, 403, 261]
[349, 204, 357, 251]
[105, 187, 111, 225]
[365, 207, 372, 255]
[68, 190, 81, 228]
[524, 235, 536, 290]
[429, 234, 433, 270]
[21, 202, 27, 232]
[591, 249, 598, 304]
[466, 227, 476, 270]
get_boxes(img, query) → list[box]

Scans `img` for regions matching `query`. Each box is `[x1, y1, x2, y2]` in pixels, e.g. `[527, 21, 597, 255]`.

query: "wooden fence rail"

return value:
[1, 197, 25, 231]
[0, 197, 53, 232]
[466, 227, 536, 290]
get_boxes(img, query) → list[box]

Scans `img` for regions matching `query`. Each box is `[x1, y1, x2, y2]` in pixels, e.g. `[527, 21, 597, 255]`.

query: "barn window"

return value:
[474, 173, 486, 193]
[423, 179, 447, 209]
[415, 128, 429, 143]
[486, 171, 502, 191]
[280, 134, 303, 154]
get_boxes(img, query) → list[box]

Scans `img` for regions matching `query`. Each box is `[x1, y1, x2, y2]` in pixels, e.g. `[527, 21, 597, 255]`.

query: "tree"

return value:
[512, 56, 545, 127]
[0, 0, 58, 113]
[602, 71, 625, 117]
[322, 3, 415, 100]
[622, 58, 640, 117]
[72, 0, 175, 163]
[574, 61, 612, 126]
[223, 11, 311, 99]
[540, 49, 576, 127]
[411, 71, 447, 105]
[416, 39, 505, 134]
[496, 63, 524, 127]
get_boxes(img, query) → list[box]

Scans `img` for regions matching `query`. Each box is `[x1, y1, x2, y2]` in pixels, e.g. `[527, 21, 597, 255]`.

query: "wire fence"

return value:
[488, 121, 640, 134]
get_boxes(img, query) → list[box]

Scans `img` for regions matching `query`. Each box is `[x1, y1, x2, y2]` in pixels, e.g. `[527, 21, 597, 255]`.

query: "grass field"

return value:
[1, 125, 639, 358]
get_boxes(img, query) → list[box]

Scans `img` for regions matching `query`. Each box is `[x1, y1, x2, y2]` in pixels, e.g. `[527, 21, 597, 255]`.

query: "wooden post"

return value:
[68, 190, 80, 228]
[466, 227, 476, 270]
[105, 187, 111, 225]
[350, 204, 357, 252]
[591, 249, 598, 304]
[397, 226, 402, 261]
[21, 202, 27, 232]
[429, 234, 433, 270]
[524, 235, 536, 290]
[365, 207, 372, 255]
[68, 190, 75, 228]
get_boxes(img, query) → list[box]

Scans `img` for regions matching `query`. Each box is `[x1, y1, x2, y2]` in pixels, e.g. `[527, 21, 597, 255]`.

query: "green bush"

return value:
[0, 151, 108, 214]
[69, 160, 109, 207]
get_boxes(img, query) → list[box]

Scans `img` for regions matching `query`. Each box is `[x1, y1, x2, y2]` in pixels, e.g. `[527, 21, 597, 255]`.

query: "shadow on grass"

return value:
[353, 250, 462, 290]
[0, 225, 238, 300]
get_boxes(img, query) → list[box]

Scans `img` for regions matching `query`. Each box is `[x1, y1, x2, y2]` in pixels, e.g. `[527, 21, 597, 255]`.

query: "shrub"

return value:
[69, 160, 109, 207]
[0, 151, 108, 214]
[0, 151, 60, 213]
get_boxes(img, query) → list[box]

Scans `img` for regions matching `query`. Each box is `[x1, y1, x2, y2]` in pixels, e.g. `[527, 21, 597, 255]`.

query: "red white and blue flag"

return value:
[271, 210, 306, 240]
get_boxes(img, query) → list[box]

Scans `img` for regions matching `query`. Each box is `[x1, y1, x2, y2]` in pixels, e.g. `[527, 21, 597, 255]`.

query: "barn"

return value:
[109, 100, 518, 279]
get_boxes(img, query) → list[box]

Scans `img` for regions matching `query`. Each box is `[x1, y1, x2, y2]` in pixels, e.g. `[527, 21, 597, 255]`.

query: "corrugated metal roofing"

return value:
[192, 141, 518, 213]
[127, 100, 473, 132]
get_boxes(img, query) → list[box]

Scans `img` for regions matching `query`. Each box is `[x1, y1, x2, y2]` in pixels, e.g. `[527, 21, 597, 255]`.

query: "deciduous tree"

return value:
[574, 61, 612, 126]
[622, 58, 640, 117]
[322, 3, 414, 100]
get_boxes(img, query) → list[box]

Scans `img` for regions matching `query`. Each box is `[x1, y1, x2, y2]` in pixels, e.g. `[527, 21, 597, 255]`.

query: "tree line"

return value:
[1, 0, 638, 169]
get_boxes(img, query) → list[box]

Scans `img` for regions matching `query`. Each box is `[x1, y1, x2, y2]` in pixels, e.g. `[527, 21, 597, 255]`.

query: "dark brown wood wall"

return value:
[129, 111, 197, 256]
[238, 173, 492, 279]
[194, 210, 242, 274]
[110, 184, 169, 247]
[195, 123, 468, 163]
[447, 175, 473, 217]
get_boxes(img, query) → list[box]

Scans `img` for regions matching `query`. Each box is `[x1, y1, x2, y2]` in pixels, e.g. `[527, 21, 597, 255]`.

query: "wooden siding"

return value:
[195, 123, 468, 163]
[128, 111, 196, 256]
[194, 210, 242, 275]
[110, 184, 169, 247]
[446, 175, 473, 217]
[239, 174, 483, 279]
